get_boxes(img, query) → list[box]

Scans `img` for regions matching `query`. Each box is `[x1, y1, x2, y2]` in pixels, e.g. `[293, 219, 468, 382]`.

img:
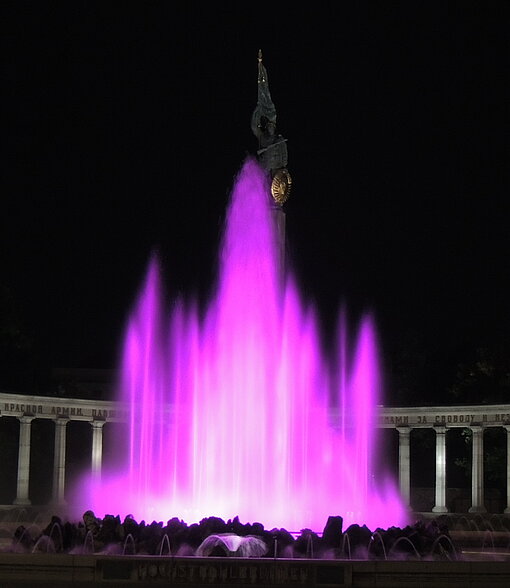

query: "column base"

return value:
[13, 498, 31, 506]
[504, 507, 510, 514]
[468, 506, 487, 513]
[431, 506, 448, 513]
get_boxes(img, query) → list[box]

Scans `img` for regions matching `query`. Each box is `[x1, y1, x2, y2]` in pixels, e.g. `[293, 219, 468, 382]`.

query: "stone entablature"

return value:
[378, 405, 510, 428]
[0, 392, 127, 422]
[3, 391, 510, 428]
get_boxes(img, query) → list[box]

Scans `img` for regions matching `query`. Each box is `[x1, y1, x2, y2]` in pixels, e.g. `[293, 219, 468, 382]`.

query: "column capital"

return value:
[54, 416, 69, 424]
[470, 424, 484, 433]
[18, 415, 35, 424]
[396, 426, 411, 436]
[433, 425, 446, 434]
[90, 420, 106, 429]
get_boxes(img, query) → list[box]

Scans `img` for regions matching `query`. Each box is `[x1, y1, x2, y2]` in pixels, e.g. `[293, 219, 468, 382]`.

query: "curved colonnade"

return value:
[1, 392, 509, 514]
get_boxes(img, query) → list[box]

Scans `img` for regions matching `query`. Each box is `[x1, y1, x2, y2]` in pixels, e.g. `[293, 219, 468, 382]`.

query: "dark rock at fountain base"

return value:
[6, 512, 462, 561]
[270, 528, 295, 557]
[12, 525, 35, 552]
[322, 515, 343, 548]
[293, 529, 321, 558]
[96, 514, 121, 547]
[344, 524, 373, 559]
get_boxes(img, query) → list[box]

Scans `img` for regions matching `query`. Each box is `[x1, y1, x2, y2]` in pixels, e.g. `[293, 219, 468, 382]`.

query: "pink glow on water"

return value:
[80, 157, 407, 531]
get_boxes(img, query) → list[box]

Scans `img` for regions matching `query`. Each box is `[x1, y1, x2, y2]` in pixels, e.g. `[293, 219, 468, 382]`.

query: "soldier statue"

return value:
[251, 50, 291, 205]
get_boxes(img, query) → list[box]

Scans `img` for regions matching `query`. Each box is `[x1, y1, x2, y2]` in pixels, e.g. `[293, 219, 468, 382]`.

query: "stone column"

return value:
[52, 418, 68, 506]
[13, 416, 35, 505]
[90, 421, 105, 481]
[397, 427, 411, 508]
[469, 425, 486, 513]
[505, 426, 510, 514]
[432, 426, 448, 513]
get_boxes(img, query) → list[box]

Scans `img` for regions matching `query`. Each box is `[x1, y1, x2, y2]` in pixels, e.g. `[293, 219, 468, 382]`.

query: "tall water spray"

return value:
[80, 157, 407, 531]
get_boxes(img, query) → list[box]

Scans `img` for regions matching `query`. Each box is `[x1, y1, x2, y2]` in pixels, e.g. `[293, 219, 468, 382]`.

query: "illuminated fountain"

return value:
[78, 156, 407, 532]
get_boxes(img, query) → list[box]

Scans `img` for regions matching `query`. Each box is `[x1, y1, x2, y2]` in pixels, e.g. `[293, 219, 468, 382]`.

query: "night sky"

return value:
[2, 2, 509, 405]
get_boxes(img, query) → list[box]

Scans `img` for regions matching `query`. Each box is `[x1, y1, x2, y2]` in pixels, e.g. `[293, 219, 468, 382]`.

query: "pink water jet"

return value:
[79, 157, 407, 531]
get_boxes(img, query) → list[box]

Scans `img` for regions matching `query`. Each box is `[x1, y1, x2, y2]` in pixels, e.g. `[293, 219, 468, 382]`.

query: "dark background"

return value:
[2, 2, 509, 406]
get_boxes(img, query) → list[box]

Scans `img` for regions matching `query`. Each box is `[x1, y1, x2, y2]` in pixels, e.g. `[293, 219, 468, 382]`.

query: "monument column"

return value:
[90, 420, 105, 481]
[505, 426, 510, 514]
[271, 206, 286, 279]
[52, 417, 68, 505]
[432, 426, 448, 513]
[14, 416, 35, 505]
[397, 427, 411, 508]
[469, 425, 486, 513]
